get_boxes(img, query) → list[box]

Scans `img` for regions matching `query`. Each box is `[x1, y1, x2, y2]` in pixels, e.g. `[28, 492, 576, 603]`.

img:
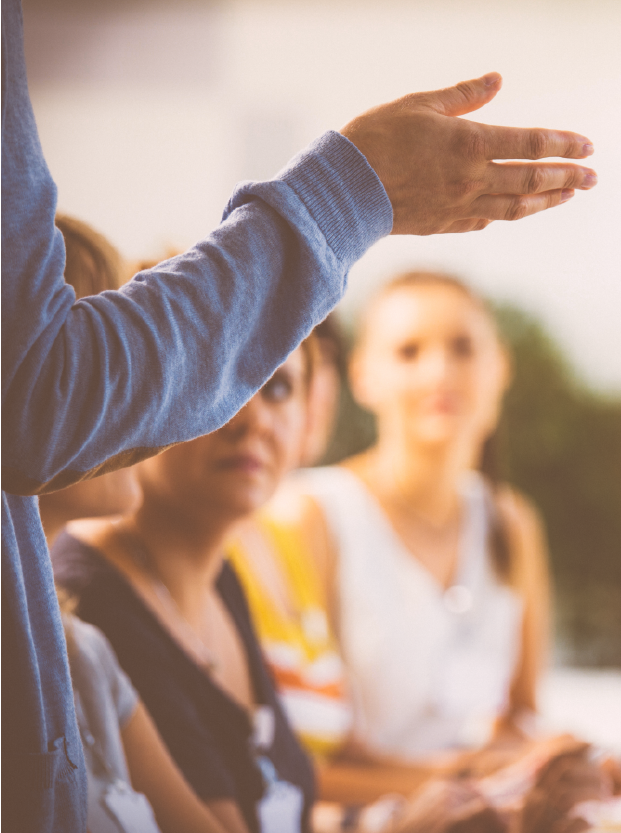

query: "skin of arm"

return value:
[121, 701, 249, 833]
[393, 780, 506, 833]
[494, 486, 551, 734]
[316, 760, 437, 805]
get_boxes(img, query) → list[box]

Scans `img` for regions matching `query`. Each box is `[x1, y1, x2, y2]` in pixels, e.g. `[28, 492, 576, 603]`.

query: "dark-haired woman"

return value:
[43, 216, 228, 833]
[282, 271, 551, 761]
[52, 344, 316, 833]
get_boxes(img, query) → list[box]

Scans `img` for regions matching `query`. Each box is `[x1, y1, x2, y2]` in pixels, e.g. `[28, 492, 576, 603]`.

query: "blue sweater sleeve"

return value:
[1, 0, 392, 496]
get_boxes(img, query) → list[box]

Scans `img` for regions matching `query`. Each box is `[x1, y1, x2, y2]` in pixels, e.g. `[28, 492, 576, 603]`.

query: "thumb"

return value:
[426, 72, 502, 117]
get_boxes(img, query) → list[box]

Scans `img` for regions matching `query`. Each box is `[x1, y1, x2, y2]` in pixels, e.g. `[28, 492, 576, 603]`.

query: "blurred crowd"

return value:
[44, 216, 621, 833]
[4, 3, 618, 831]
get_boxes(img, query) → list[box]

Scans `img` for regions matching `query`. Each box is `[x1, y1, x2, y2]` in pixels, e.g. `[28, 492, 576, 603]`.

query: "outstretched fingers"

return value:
[423, 72, 503, 118]
[481, 123, 594, 161]
[487, 161, 597, 195]
[470, 189, 575, 222]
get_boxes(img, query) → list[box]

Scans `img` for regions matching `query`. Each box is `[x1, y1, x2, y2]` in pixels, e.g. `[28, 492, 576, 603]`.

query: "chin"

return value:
[415, 435, 455, 451]
[222, 488, 271, 520]
[411, 415, 464, 445]
[208, 465, 278, 518]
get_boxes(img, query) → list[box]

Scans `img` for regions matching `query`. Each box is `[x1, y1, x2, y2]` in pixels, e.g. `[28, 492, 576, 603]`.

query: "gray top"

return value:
[68, 616, 137, 780]
[67, 615, 161, 833]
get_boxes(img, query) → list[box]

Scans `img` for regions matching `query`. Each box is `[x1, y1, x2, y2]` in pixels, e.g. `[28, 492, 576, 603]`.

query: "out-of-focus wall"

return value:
[24, 0, 621, 392]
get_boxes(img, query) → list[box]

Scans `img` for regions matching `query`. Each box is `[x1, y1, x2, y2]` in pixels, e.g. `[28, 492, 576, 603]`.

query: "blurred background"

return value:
[23, 0, 620, 746]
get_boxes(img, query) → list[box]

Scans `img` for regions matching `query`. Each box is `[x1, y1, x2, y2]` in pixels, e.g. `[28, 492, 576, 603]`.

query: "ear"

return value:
[498, 342, 513, 394]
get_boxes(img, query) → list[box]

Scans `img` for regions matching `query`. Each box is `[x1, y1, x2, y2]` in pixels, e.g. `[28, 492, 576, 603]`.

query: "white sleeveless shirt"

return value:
[293, 466, 523, 758]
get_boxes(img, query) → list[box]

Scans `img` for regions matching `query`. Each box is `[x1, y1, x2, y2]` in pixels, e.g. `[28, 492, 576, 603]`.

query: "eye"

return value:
[397, 342, 419, 361]
[451, 335, 473, 358]
[261, 371, 294, 403]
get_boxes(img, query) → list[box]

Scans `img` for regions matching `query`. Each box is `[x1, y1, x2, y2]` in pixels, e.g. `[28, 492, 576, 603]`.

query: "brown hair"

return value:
[56, 213, 124, 299]
[361, 270, 512, 582]
[314, 313, 345, 375]
[54, 215, 124, 650]
[297, 332, 320, 391]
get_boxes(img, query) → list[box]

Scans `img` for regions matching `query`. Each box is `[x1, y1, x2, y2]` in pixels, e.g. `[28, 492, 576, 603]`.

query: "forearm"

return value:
[317, 759, 442, 805]
[316, 739, 543, 806]
[122, 702, 247, 833]
[2, 133, 391, 496]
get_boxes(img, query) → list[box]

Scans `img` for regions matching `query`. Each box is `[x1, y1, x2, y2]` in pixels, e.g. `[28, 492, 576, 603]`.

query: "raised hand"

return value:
[341, 73, 597, 235]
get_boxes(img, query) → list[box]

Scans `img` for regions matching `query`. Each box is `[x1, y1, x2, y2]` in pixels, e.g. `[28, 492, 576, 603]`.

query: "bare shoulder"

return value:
[339, 452, 372, 479]
[494, 484, 549, 585]
[66, 517, 114, 547]
[266, 478, 337, 594]
[495, 484, 545, 539]
[268, 480, 327, 533]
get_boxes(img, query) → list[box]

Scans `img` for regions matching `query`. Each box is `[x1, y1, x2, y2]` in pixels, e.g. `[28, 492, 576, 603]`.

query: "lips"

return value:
[214, 454, 266, 474]
[422, 394, 461, 415]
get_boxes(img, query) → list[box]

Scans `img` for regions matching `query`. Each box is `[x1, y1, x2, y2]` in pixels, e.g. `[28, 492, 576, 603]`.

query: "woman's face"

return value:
[138, 348, 309, 524]
[351, 284, 509, 451]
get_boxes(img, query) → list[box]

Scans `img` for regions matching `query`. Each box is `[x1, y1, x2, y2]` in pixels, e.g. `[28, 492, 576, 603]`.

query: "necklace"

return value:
[358, 458, 462, 536]
[358, 463, 463, 590]
[113, 521, 220, 673]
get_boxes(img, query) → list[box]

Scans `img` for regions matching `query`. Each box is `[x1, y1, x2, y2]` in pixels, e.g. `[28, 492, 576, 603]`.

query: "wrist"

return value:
[278, 131, 393, 263]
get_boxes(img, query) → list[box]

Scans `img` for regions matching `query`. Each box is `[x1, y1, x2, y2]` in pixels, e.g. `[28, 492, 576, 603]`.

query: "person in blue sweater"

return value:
[1, 0, 597, 828]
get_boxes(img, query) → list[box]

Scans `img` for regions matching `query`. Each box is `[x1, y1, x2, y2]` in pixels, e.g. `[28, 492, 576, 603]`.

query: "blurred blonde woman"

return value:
[289, 271, 551, 759]
[234, 271, 551, 789]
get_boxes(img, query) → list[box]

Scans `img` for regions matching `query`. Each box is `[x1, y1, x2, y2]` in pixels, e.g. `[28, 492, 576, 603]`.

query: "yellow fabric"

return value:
[227, 513, 351, 757]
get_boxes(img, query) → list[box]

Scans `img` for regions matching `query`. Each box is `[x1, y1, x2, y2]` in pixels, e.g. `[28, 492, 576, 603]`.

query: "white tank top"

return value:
[293, 466, 523, 758]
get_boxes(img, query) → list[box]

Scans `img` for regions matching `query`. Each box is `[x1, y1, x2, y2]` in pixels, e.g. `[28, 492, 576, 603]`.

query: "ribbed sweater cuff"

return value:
[277, 130, 393, 266]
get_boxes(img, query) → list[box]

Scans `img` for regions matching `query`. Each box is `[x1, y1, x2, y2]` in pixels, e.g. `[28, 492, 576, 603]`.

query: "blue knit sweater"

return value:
[1, 1, 392, 829]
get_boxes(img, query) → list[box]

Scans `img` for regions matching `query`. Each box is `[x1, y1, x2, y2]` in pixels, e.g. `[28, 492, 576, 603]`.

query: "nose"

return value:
[419, 346, 453, 385]
[222, 392, 274, 440]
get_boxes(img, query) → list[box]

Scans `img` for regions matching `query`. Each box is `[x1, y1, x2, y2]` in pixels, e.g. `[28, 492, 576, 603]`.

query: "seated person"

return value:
[60, 607, 228, 833]
[41, 215, 226, 833]
[226, 314, 352, 759]
[270, 271, 551, 760]
[227, 272, 554, 802]
[52, 332, 516, 833]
